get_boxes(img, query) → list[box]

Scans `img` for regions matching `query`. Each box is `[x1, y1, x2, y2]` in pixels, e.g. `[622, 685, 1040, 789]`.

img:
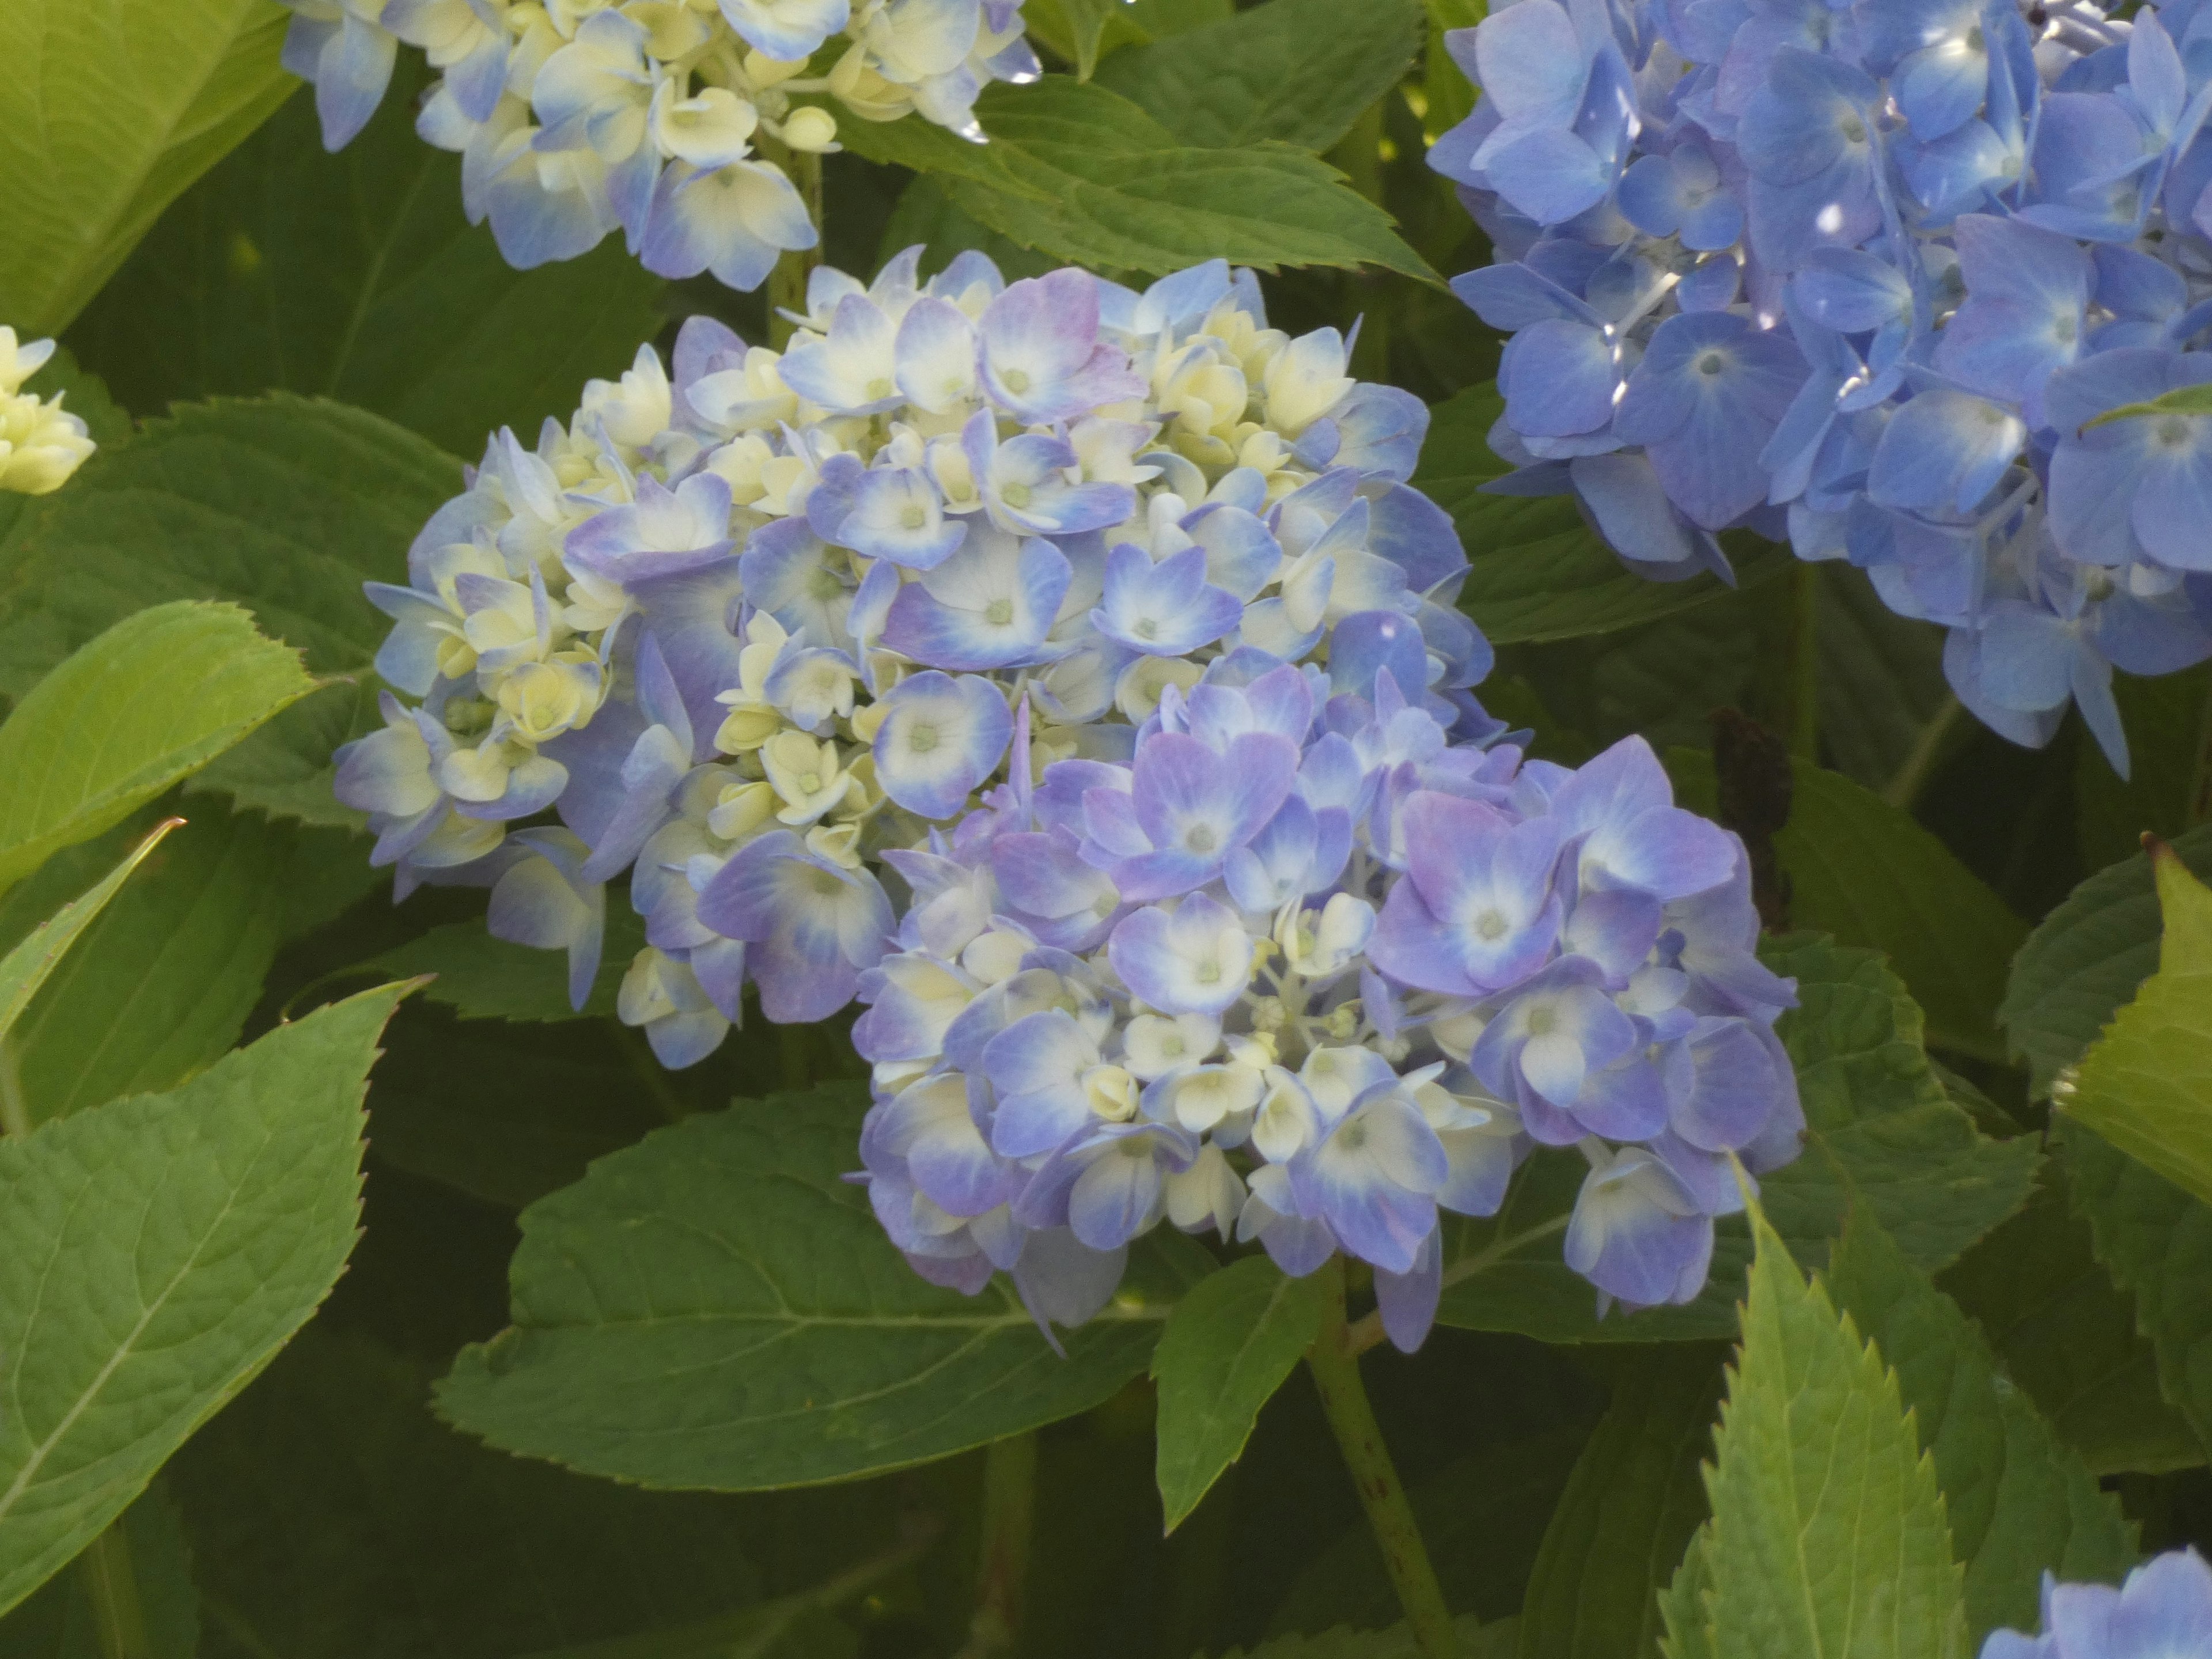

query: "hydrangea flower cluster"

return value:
[0, 329, 96, 497]
[276, 0, 1038, 286]
[1430, 0, 2212, 774]
[335, 251, 1467, 1065]
[851, 669, 1804, 1346]
[1982, 1550, 2212, 1658]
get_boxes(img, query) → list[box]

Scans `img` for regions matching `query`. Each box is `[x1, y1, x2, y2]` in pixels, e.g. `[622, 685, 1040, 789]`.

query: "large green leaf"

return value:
[832, 79, 1435, 282]
[1095, 0, 1426, 151]
[1021, 0, 1233, 77]
[435, 1084, 1213, 1491]
[1695, 1207, 1967, 1659]
[0, 1486, 197, 1659]
[0, 983, 406, 1619]
[2002, 825, 2212, 1096]
[0, 601, 316, 896]
[68, 73, 666, 458]
[1514, 1347, 1726, 1659]
[1669, 752, 2028, 1060]
[1151, 1256, 1331, 1533]
[1823, 1209, 2135, 1642]
[169, 1330, 923, 1659]
[1435, 937, 2040, 1342]
[2, 806, 369, 1128]
[2060, 846, 2212, 1206]
[0, 0, 293, 334]
[2057, 1122, 2212, 1465]
[1938, 1179, 2201, 1476]
[0, 395, 460, 829]
[0, 819, 175, 1063]
[1410, 385, 1789, 645]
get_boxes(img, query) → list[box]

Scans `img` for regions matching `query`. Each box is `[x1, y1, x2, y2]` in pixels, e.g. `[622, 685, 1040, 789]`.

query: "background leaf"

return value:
[1823, 1208, 2135, 1641]
[2002, 825, 2212, 1097]
[365, 911, 649, 1025]
[2061, 846, 2212, 1206]
[832, 79, 1436, 283]
[1513, 1346, 1726, 1659]
[0, 0, 293, 333]
[1151, 1256, 1331, 1533]
[0, 1486, 198, 1659]
[1410, 386, 1789, 645]
[0, 982, 405, 1619]
[1436, 938, 2040, 1342]
[0, 818, 175, 1055]
[435, 1084, 1213, 1491]
[0, 601, 315, 896]
[1696, 1209, 1967, 1659]
[1094, 0, 1426, 151]
[67, 71, 668, 458]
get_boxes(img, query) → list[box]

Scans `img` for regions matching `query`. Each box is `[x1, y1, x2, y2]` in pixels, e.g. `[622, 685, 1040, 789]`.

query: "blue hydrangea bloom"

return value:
[1433, 0, 2212, 776]
[1981, 1550, 2212, 1658]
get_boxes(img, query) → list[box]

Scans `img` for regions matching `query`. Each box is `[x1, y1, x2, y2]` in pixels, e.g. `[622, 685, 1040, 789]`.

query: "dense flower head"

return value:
[1981, 1549, 2212, 1657]
[849, 675, 1804, 1346]
[1433, 0, 2212, 775]
[276, 0, 1040, 286]
[338, 251, 1476, 1069]
[0, 328, 96, 497]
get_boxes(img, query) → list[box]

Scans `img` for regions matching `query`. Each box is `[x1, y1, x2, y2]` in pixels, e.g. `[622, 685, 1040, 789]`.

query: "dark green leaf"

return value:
[1437, 938, 2040, 1342]
[832, 79, 1437, 283]
[1096, 0, 1426, 151]
[1411, 385, 1788, 645]
[0, 819, 175, 1057]
[2002, 824, 2212, 1096]
[1152, 1256, 1331, 1532]
[1211, 1618, 1517, 1658]
[435, 1084, 1212, 1490]
[0, 1486, 198, 1659]
[1823, 1208, 2135, 1641]
[1514, 1346, 1726, 1659]
[0, 983, 406, 1617]
[2074, 665, 2209, 873]
[69, 74, 666, 458]
[1812, 562, 1952, 793]
[366, 908, 647, 1024]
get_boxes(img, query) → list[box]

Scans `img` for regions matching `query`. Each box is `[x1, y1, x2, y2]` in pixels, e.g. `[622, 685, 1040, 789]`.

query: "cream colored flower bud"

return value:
[782, 105, 840, 152]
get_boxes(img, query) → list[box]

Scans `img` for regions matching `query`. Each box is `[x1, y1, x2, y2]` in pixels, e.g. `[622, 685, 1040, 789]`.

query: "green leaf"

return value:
[435, 1084, 1213, 1491]
[0, 395, 460, 827]
[0, 601, 316, 896]
[168, 1328, 922, 1659]
[2074, 665, 2210, 872]
[1436, 937, 2040, 1342]
[67, 72, 667, 459]
[2059, 845, 2212, 1206]
[1698, 1205, 1968, 1659]
[1811, 563, 1953, 793]
[2083, 381, 2212, 427]
[2002, 824, 2212, 1097]
[1022, 0, 1234, 75]
[0, 0, 293, 334]
[1823, 1208, 2136, 1642]
[1938, 1178, 2201, 1477]
[1410, 385, 1790, 644]
[1209, 1618, 1517, 1658]
[1669, 751, 2028, 1059]
[367, 908, 648, 1024]
[0, 818, 175, 1057]
[1151, 1256, 1332, 1533]
[0, 982, 406, 1619]
[0, 1485, 198, 1659]
[1514, 1346, 1726, 1659]
[2058, 1121, 2212, 1465]
[2, 805, 370, 1128]
[1094, 0, 1426, 151]
[831, 79, 1437, 283]
[1657, 1529, 1715, 1659]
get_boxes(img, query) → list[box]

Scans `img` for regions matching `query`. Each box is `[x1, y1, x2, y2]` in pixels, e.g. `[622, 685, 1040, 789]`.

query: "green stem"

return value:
[78, 1522, 150, 1659]
[1882, 693, 1965, 813]
[1787, 562, 1820, 764]
[0, 1036, 29, 1137]
[762, 139, 824, 351]
[955, 1431, 1038, 1659]
[1305, 1259, 1458, 1659]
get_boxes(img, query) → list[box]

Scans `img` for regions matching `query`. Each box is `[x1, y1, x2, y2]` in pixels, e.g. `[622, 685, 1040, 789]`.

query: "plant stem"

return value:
[761, 139, 824, 351]
[1305, 1258, 1458, 1659]
[955, 1431, 1038, 1658]
[78, 1521, 151, 1659]
[1883, 693, 1965, 813]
